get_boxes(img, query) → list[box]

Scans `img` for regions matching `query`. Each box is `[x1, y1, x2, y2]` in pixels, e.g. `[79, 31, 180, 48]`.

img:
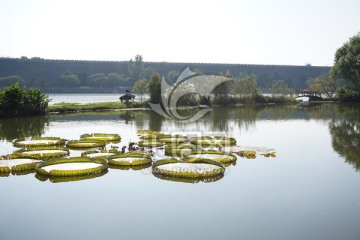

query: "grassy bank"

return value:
[48, 95, 298, 114]
[48, 101, 149, 113]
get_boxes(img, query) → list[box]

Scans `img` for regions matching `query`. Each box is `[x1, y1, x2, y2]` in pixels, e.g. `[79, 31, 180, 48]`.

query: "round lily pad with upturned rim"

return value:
[81, 149, 119, 159]
[138, 140, 164, 148]
[190, 136, 236, 147]
[14, 147, 70, 159]
[140, 133, 172, 141]
[13, 137, 66, 148]
[185, 150, 237, 163]
[152, 158, 225, 178]
[0, 157, 42, 174]
[221, 145, 276, 158]
[158, 135, 189, 144]
[80, 133, 121, 142]
[153, 171, 224, 183]
[137, 130, 160, 135]
[164, 144, 202, 157]
[107, 152, 152, 166]
[35, 157, 108, 177]
[66, 139, 106, 148]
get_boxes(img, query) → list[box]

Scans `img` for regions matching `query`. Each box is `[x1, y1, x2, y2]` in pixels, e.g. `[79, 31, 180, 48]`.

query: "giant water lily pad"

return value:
[107, 152, 152, 166]
[153, 172, 224, 183]
[35, 157, 108, 177]
[190, 136, 236, 147]
[138, 140, 164, 148]
[66, 139, 106, 148]
[185, 150, 237, 163]
[81, 149, 119, 159]
[0, 158, 42, 174]
[15, 147, 70, 159]
[137, 130, 160, 135]
[137, 130, 162, 140]
[80, 133, 121, 142]
[221, 146, 276, 157]
[13, 137, 66, 148]
[152, 158, 225, 178]
[164, 144, 202, 157]
[158, 135, 189, 144]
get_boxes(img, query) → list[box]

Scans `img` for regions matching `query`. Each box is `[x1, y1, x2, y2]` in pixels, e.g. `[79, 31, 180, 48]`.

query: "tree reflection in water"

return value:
[0, 115, 49, 141]
[329, 104, 360, 171]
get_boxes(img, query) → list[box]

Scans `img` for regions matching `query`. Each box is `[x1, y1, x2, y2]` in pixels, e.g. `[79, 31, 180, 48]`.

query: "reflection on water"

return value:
[153, 172, 224, 183]
[329, 104, 360, 171]
[9, 169, 36, 176]
[1, 169, 36, 177]
[0, 103, 359, 172]
[0, 115, 49, 141]
[35, 170, 108, 183]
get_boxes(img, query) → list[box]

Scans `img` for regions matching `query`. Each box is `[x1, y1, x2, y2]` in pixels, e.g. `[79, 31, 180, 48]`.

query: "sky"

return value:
[0, 0, 359, 66]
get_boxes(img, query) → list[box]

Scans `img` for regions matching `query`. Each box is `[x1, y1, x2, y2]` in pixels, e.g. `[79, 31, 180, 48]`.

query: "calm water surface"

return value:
[0, 103, 360, 240]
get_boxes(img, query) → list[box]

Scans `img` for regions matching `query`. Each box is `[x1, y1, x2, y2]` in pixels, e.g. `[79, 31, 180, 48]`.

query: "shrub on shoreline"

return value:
[0, 83, 49, 117]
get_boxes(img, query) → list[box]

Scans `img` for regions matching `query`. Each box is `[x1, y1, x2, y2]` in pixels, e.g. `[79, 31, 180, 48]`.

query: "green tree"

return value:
[233, 73, 258, 98]
[308, 72, 337, 97]
[89, 73, 128, 87]
[148, 74, 161, 103]
[0, 75, 25, 88]
[128, 54, 155, 84]
[166, 70, 180, 84]
[59, 71, 80, 86]
[133, 79, 148, 101]
[89, 73, 107, 86]
[271, 79, 293, 96]
[107, 72, 128, 86]
[333, 33, 360, 91]
[212, 70, 233, 104]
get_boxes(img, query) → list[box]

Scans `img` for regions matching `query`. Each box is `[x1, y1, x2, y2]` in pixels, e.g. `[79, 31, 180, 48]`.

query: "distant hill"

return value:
[0, 57, 330, 92]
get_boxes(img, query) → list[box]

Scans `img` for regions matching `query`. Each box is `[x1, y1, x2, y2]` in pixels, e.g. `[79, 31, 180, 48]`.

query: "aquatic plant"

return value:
[152, 158, 225, 178]
[138, 140, 164, 148]
[185, 150, 237, 163]
[158, 135, 189, 144]
[107, 152, 152, 166]
[190, 136, 236, 147]
[14, 146, 70, 159]
[80, 133, 121, 142]
[12, 137, 66, 148]
[221, 146, 276, 158]
[66, 139, 106, 148]
[35, 157, 108, 177]
[81, 149, 119, 159]
[0, 157, 42, 174]
[164, 144, 202, 157]
[153, 171, 224, 183]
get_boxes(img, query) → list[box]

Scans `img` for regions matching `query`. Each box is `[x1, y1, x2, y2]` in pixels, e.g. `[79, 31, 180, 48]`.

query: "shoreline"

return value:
[46, 99, 340, 115]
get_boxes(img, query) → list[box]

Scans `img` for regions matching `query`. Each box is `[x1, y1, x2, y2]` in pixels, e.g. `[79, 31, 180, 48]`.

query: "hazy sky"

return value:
[0, 0, 359, 66]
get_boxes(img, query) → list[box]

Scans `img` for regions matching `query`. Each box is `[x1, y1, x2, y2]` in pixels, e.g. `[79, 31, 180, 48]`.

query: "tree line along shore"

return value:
[1, 33, 360, 118]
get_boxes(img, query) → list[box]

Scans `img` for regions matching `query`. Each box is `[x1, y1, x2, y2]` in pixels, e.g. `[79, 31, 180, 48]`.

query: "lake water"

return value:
[1, 102, 360, 240]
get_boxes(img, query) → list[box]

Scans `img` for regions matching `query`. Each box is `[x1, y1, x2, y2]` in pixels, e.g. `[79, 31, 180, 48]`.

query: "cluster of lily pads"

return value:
[0, 130, 276, 183]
